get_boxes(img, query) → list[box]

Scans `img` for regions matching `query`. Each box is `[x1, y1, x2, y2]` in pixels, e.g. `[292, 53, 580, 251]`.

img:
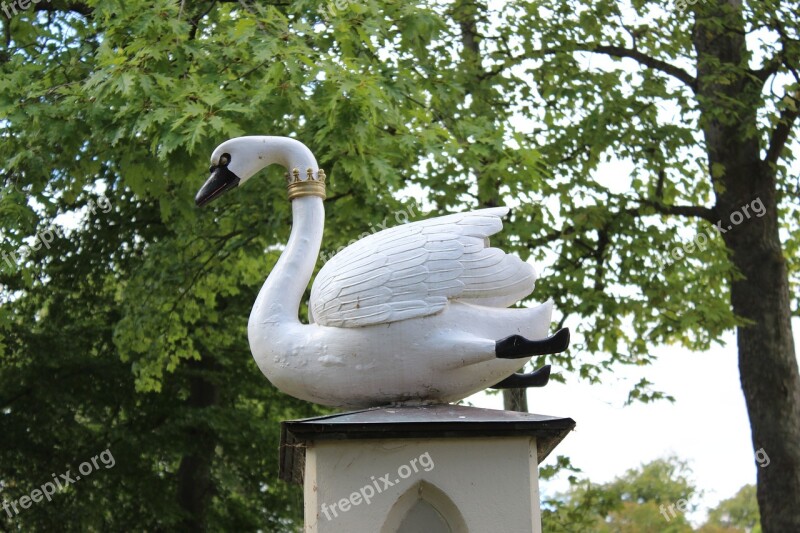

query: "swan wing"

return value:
[309, 207, 537, 328]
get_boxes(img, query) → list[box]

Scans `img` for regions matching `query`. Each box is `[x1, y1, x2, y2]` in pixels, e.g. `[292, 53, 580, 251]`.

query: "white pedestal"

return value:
[280, 405, 574, 533]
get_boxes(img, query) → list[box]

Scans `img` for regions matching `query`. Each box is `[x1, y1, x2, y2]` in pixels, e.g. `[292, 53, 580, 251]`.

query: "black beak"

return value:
[195, 165, 241, 207]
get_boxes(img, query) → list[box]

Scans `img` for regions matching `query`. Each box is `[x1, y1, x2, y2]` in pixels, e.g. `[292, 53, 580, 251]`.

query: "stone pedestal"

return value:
[280, 405, 574, 533]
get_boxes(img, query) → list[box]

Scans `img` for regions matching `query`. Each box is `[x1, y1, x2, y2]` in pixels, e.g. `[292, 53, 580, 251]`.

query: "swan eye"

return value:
[219, 153, 231, 166]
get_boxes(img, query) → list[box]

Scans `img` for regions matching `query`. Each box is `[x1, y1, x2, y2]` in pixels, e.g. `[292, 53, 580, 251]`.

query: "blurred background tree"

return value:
[543, 456, 760, 533]
[701, 485, 761, 533]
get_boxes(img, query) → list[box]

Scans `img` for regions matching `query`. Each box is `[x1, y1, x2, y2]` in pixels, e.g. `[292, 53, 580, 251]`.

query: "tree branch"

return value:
[755, 17, 800, 84]
[630, 201, 715, 221]
[525, 225, 574, 250]
[765, 90, 800, 166]
[526, 196, 713, 252]
[754, 50, 784, 84]
[591, 45, 697, 91]
[33, 1, 91, 16]
[644, 169, 715, 221]
[537, 45, 697, 91]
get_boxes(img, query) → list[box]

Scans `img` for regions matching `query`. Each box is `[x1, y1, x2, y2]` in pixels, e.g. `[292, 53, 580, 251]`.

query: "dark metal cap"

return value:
[279, 404, 575, 484]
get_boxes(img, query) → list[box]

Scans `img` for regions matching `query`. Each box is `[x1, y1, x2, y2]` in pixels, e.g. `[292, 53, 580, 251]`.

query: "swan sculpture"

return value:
[196, 136, 569, 408]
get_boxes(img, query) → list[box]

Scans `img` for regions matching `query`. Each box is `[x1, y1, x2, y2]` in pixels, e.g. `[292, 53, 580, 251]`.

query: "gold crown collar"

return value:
[286, 168, 326, 201]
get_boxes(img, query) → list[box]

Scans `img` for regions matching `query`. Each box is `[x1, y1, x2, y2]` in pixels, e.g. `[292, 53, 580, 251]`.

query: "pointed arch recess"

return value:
[381, 480, 469, 533]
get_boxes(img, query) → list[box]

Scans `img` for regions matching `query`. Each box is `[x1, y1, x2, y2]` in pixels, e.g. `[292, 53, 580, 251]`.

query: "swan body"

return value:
[197, 136, 569, 409]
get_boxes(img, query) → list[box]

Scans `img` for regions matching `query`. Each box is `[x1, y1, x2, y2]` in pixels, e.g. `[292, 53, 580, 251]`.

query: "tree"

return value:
[1, 0, 797, 530]
[701, 485, 761, 533]
[542, 456, 697, 532]
[515, 3, 799, 529]
[543, 457, 761, 533]
[2, 0, 532, 528]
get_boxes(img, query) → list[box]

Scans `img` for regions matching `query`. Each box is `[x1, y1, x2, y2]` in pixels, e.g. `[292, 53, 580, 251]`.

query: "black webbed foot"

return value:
[490, 365, 552, 389]
[496, 328, 570, 359]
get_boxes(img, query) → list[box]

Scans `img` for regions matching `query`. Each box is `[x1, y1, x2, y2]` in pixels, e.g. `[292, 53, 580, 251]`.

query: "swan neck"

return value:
[250, 196, 323, 327]
[242, 136, 319, 178]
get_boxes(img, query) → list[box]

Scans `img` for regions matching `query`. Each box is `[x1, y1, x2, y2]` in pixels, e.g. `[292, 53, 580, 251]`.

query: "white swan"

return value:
[196, 136, 569, 408]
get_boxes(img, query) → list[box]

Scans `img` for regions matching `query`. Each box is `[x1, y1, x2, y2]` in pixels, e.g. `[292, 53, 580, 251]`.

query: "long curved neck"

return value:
[251, 196, 324, 327]
[235, 136, 319, 175]
[240, 137, 323, 329]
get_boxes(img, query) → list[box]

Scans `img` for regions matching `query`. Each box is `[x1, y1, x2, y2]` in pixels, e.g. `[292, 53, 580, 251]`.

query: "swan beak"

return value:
[195, 165, 241, 207]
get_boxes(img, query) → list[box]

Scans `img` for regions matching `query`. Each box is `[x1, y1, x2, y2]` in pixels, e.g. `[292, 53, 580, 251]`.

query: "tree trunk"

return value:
[503, 388, 529, 412]
[176, 358, 218, 531]
[694, 5, 800, 530]
[722, 168, 800, 532]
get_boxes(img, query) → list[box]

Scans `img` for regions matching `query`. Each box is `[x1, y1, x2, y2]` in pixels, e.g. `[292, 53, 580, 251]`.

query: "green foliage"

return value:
[544, 457, 759, 533]
[543, 457, 697, 532]
[0, 0, 553, 528]
[1, 0, 797, 529]
[515, 0, 799, 395]
[700, 485, 761, 533]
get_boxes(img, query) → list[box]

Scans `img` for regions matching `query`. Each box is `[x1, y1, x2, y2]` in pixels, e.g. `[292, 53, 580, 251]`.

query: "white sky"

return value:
[469, 316, 800, 525]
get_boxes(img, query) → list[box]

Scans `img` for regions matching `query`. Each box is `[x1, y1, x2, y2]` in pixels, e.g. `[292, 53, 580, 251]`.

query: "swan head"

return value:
[195, 138, 262, 207]
[196, 136, 321, 206]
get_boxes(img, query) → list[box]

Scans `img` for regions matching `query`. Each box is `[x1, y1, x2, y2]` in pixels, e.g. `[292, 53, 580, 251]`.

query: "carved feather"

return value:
[309, 207, 536, 328]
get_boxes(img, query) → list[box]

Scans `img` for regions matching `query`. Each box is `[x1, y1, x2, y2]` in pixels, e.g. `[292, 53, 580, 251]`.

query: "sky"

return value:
[470, 316, 800, 525]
